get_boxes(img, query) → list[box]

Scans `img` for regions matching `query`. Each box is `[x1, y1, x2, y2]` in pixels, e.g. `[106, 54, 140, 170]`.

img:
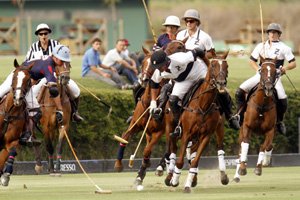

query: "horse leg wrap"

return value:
[137, 164, 147, 180]
[218, 150, 226, 171]
[262, 149, 273, 166]
[168, 153, 176, 173]
[4, 148, 17, 174]
[186, 141, 193, 162]
[171, 166, 181, 186]
[234, 158, 241, 179]
[240, 142, 249, 162]
[117, 144, 126, 160]
[55, 155, 62, 172]
[184, 168, 198, 188]
[257, 151, 265, 165]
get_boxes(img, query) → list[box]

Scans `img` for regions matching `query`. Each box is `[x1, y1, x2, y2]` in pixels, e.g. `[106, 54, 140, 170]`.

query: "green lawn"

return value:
[1, 167, 300, 200]
[1, 55, 299, 95]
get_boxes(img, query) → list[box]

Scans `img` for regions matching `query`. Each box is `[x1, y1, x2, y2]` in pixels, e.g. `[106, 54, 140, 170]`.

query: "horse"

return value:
[165, 51, 230, 193]
[34, 62, 72, 176]
[0, 59, 33, 186]
[114, 40, 187, 188]
[233, 57, 278, 182]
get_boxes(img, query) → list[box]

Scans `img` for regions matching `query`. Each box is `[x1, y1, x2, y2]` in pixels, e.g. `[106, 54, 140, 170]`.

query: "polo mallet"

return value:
[60, 125, 112, 194]
[113, 107, 150, 144]
[129, 114, 152, 168]
[76, 81, 112, 116]
[142, 0, 157, 43]
[285, 73, 298, 93]
[113, 95, 160, 144]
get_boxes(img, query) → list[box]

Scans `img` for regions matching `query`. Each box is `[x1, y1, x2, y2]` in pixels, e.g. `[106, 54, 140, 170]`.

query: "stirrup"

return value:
[72, 112, 84, 123]
[170, 126, 182, 138]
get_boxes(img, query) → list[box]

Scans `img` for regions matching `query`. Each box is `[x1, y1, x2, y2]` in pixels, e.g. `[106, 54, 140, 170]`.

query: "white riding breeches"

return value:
[239, 72, 287, 99]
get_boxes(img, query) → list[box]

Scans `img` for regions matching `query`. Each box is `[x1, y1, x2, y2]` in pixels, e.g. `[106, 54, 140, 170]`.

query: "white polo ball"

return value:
[136, 185, 144, 191]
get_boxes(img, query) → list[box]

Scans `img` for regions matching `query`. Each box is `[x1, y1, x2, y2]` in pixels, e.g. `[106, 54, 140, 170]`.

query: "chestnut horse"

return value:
[114, 40, 187, 188]
[34, 62, 72, 176]
[0, 60, 33, 186]
[165, 51, 230, 193]
[233, 57, 278, 182]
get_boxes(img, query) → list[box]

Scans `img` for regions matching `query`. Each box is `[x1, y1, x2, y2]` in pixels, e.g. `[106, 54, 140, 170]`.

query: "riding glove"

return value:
[149, 100, 157, 114]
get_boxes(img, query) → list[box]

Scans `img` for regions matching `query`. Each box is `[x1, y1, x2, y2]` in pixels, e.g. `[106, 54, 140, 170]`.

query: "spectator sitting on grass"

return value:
[102, 39, 139, 86]
[82, 38, 131, 89]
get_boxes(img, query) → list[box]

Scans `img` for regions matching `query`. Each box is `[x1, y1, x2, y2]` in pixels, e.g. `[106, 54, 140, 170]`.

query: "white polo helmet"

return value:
[52, 45, 71, 62]
[182, 9, 200, 21]
[162, 15, 181, 27]
[266, 23, 282, 34]
[35, 23, 52, 35]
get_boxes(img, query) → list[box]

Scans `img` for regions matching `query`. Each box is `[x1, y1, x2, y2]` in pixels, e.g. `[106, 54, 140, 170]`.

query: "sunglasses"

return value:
[185, 19, 196, 24]
[38, 32, 49, 36]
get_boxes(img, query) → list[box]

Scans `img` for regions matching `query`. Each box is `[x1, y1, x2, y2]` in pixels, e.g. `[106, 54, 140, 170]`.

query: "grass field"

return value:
[0, 167, 300, 200]
[0, 55, 299, 94]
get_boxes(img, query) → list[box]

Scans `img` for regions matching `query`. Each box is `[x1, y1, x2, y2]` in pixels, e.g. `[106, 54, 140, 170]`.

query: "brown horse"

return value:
[34, 62, 72, 176]
[233, 57, 278, 182]
[0, 60, 33, 186]
[165, 51, 230, 193]
[114, 40, 187, 188]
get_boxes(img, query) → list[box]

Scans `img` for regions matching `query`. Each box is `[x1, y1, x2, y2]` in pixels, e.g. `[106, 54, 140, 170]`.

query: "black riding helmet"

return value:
[150, 50, 170, 69]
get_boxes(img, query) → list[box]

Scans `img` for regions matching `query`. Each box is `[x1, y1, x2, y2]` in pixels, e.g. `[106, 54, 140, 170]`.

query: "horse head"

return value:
[164, 38, 187, 55]
[259, 56, 277, 97]
[11, 59, 32, 107]
[209, 50, 229, 93]
[56, 62, 71, 86]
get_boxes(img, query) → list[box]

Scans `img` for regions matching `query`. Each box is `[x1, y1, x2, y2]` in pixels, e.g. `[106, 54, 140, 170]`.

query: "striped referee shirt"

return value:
[25, 39, 60, 61]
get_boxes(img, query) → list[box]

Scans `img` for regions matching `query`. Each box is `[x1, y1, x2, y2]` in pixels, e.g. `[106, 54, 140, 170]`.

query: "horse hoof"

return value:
[254, 168, 262, 176]
[183, 187, 191, 193]
[233, 177, 240, 183]
[164, 173, 172, 186]
[114, 160, 124, 172]
[0, 173, 11, 186]
[155, 166, 164, 176]
[35, 164, 44, 174]
[191, 176, 197, 187]
[220, 172, 229, 185]
[171, 182, 179, 187]
[238, 167, 247, 176]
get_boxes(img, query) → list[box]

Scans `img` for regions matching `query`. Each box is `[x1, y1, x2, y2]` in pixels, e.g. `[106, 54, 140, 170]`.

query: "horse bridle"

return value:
[57, 62, 71, 85]
[210, 58, 228, 88]
[11, 69, 32, 102]
[259, 61, 278, 91]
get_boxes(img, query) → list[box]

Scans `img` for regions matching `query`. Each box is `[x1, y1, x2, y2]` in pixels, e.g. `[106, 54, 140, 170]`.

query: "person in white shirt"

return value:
[176, 9, 239, 130]
[102, 39, 139, 85]
[149, 48, 207, 137]
[176, 9, 215, 58]
[235, 23, 296, 134]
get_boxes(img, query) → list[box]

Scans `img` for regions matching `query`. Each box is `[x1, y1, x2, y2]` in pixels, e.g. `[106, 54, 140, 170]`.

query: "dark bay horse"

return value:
[0, 60, 33, 186]
[234, 57, 278, 182]
[165, 51, 230, 193]
[114, 40, 187, 188]
[35, 62, 72, 176]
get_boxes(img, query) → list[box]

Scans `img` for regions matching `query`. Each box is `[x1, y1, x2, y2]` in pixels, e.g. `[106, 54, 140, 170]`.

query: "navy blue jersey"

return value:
[23, 57, 57, 83]
[157, 33, 172, 49]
